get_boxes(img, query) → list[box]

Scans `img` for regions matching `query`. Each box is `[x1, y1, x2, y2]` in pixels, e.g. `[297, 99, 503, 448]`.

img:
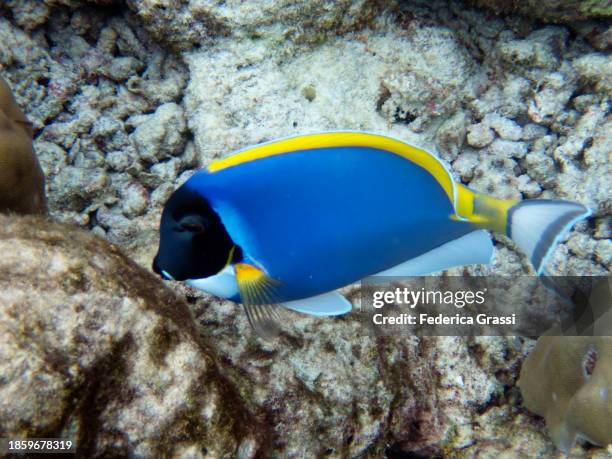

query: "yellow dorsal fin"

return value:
[208, 132, 456, 206]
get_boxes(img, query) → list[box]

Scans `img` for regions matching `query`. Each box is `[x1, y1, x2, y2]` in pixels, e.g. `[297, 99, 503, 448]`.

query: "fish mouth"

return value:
[152, 256, 174, 280]
[151, 257, 175, 280]
[161, 270, 175, 281]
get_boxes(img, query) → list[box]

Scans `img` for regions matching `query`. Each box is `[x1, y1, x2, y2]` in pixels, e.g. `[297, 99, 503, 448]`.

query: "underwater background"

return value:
[0, 0, 611, 457]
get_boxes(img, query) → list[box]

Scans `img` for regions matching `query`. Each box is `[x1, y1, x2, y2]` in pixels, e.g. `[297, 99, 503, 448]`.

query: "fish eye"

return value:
[176, 214, 208, 234]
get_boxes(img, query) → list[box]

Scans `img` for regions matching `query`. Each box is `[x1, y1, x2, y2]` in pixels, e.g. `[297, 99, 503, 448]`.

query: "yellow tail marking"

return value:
[456, 184, 518, 233]
[207, 132, 455, 205]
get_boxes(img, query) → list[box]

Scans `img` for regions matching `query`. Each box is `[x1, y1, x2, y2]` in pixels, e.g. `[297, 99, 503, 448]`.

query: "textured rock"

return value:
[527, 72, 576, 125]
[130, 102, 187, 164]
[484, 114, 523, 141]
[47, 165, 108, 212]
[185, 290, 547, 458]
[467, 122, 495, 148]
[473, 0, 612, 23]
[519, 336, 612, 450]
[2, 0, 51, 31]
[0, 2, 191, 240]
[573, 53, 612, 95]
[498, 27, 569, 71]
[45, 0, 122, 7]
[0, 214, 265, 457]
[435, 110, 468, 161]
[378, 25, 477, 131]
[489, 139, 527, 159]
[125, 0, 386, 50]
[0, 76, 47, 215]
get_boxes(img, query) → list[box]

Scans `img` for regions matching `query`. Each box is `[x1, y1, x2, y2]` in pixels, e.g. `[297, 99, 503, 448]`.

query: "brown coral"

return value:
[518, 335, 612, 451]
[0, 76, 47, 215]
[0, 214, 266, 456]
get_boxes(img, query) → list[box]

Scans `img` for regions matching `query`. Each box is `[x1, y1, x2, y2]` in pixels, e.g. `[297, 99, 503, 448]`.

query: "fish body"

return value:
[153, 132, 590, 334]
[187, 143, 473, 302]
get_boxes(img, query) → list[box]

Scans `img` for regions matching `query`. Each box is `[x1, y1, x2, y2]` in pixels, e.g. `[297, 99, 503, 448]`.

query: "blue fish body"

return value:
[186, 146, 474, 302]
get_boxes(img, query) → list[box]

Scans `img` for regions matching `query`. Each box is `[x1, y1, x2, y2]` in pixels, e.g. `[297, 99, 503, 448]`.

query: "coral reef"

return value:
[472, 0, 612, 23]
[125, 0, 385, 51]
[0, 0, 610, 456]
[0, 214, 266, 457]
[519, 336, 612, 450]
[0, 76, 46, 214]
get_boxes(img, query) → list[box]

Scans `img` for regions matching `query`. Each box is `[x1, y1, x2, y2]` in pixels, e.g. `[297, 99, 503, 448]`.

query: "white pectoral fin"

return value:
[186, 266, 239, 299]
[373, 230, 494, 278]
[283, 291, 352, 316]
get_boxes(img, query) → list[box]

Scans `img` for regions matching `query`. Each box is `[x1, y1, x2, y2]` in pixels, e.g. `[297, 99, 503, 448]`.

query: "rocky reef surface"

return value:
[0, 0, 610, 457]
[0, 215, 265, 457]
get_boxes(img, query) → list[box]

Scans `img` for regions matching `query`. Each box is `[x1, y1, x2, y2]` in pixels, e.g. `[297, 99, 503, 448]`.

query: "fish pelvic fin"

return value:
[234, 263, 283, 339]
[455, 184, 591, 274]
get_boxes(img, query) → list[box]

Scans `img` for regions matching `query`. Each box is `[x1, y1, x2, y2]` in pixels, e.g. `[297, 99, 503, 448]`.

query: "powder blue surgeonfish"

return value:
[153, 132, 591, 335]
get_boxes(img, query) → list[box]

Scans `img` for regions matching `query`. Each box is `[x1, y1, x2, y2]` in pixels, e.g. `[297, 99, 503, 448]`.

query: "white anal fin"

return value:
[186, 266, 239, 299]
[283, 291, 352, 316]
[372, 230, 494, 278]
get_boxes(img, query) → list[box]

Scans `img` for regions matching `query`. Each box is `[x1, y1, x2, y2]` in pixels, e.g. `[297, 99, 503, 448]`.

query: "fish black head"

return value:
[153, 184, 237, 281]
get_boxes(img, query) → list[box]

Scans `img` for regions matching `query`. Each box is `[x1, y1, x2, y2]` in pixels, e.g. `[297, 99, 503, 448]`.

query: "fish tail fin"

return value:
[506, 200, 591, 274]
[456, 184, 591, 274]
